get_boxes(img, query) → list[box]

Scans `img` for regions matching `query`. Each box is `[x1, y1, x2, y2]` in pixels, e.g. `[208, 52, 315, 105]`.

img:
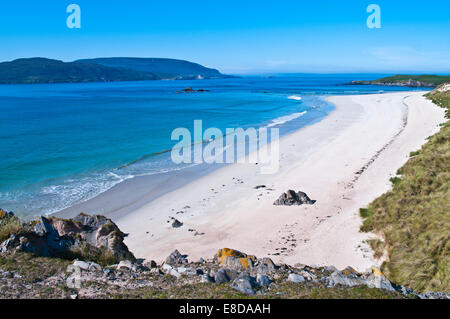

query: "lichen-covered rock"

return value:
[273, 190, 315, 206]
[363, 268, 396, 292]
[215, 248, 257, 272]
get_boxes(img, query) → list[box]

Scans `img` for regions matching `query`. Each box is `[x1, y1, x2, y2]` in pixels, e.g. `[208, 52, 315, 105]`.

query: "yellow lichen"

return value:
[216, 248, 246, 264]
[373, 268, 383, 276]
[239, 258, 250, 270]
[216, 248, 256, 270]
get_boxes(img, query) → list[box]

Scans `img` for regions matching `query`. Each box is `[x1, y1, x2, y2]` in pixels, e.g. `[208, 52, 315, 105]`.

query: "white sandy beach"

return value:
[110, 91, 445, 271]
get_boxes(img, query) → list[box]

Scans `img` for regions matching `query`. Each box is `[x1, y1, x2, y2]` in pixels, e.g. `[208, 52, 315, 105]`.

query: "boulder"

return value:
[176, 267, 198, 276]
[327, 267, 365, 287]
[256, 274, 271, 288]
[215, 268, 231, 284]
[0, 234, 17, 253]
[171, 219, 183, 228]
[0, 208, 14, 222]
[299, 269, 317, 280]
[165, 249, 188, 265]
[215, 248, 256, 272]
[0, 213, 134, 262]
[73, 260, 102, 272]
[256, 257, 277, 274]
[363, 268, 395, 292]
[1, 219, 73, 257]
[200, 274, 214, 283]
[231, 273, 256, 295]
[287, 273, 306, 283]
[50, 213, 135, 261]
[273, 190, 315, 206]
[214, 268, 238, 284]
[143, 260, 157, 269]
[162, 263, 181, 278]
[73, 260, 91, 270]
[118, 260, 137, 271]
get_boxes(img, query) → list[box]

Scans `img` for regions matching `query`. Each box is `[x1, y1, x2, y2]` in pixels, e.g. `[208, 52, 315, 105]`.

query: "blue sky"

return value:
[1, 0, 449, 74]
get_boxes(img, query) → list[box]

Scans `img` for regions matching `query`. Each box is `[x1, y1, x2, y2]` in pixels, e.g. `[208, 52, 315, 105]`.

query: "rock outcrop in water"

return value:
[273, 190, 315, 206]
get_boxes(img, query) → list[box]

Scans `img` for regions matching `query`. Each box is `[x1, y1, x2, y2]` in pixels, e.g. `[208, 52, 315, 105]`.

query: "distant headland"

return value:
[0, 57, 234, 84]
[348, 74, 450, 88]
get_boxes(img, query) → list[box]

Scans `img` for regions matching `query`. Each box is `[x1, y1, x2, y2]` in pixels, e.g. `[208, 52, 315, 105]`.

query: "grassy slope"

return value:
[374, 75, 450, 86]
[360, 84, 450, 292]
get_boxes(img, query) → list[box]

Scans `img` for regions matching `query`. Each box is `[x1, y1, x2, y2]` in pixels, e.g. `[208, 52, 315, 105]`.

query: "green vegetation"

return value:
[360, 83, 450, 293]
[375, 75, 450, 86]
[107, 282, 408, 299]
[0, 214, 28, 242]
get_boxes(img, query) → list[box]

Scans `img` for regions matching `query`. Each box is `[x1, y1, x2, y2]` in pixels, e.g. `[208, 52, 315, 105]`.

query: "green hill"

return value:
[75, 57, 230, 80]
[350, 75, 450, 88]
[0, 57, 231, 84]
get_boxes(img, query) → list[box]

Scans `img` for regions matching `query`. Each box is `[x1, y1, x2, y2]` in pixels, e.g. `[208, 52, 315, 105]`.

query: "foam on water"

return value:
[288, 95, 302, 101]
[267, 111, 307, 128]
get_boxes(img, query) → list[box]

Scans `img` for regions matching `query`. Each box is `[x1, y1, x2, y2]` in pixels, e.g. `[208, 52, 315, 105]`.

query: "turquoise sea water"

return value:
[0, 75, 426, 216]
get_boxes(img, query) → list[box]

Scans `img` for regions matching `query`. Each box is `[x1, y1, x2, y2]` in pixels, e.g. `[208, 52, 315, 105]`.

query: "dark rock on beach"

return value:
[273, 190, 315, 206]
[165, 249, 188, 265]
[172, 219, 183, 228]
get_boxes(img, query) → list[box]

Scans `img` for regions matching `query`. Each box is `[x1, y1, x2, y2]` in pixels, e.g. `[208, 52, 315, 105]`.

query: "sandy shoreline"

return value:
[63, 91, 446, 271]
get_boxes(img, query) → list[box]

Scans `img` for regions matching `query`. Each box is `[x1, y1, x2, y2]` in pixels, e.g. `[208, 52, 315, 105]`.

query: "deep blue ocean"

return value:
[0, 74, 426, 217]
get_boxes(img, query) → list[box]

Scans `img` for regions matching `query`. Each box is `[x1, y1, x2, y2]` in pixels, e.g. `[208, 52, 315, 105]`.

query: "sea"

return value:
[0, 74, 427, 217]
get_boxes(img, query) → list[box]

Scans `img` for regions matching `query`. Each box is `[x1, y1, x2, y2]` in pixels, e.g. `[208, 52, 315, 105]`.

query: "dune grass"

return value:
[360, 84, 450, 292]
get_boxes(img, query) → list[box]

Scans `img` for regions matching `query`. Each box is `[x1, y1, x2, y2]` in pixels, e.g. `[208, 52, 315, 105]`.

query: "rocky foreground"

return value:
[0, 210, 448, 299]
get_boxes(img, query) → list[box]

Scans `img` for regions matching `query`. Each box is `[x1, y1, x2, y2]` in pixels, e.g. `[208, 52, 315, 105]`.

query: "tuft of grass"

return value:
[0, 215, 28, 242]
[389, 177, 402, 188]
[360, 84, 450, 293]
[409, 150, 421, 157]
[359, 208, 372, 219]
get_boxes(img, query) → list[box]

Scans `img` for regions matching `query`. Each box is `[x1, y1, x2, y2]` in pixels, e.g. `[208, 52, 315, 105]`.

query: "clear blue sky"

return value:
[1, 0, 449, 74]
